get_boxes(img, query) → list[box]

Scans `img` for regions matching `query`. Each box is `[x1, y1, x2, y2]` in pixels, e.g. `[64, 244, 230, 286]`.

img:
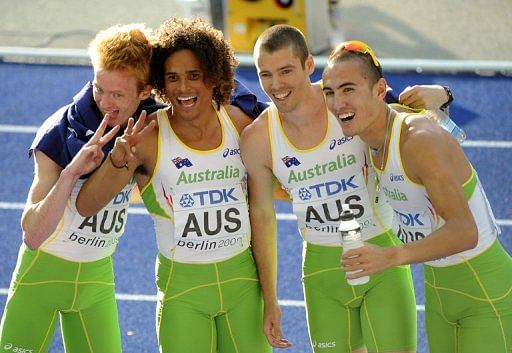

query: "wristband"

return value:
[440, 86, 454, 111]
[108, 151, 128, 170]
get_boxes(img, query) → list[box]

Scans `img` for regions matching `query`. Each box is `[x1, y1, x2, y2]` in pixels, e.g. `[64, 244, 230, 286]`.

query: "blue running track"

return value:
[0, 62, 510, 352]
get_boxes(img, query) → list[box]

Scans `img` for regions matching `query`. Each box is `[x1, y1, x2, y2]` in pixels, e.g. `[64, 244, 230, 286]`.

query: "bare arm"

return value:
[22, 116, 120, 249]
[227, 104, 290, 202]
[76, 111, 156, 216]
[394, 119, 477, 262]
[343, 118, 477, 276]
[240, 115, 291, 349]
[226, 104, 255, 134]
[398, 84, 451, 110]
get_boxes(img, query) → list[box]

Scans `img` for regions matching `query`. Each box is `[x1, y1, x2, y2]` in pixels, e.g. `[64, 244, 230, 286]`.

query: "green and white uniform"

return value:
[267, 105, 417, 353]
[0, 178, 134, 353]
[374, 112, 512, 353]
[141, 107, 270, 353]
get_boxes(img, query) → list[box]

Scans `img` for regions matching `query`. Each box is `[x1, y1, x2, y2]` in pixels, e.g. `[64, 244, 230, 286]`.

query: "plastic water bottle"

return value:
[427, 109, 466, 143]
[338, 204, 369, 285]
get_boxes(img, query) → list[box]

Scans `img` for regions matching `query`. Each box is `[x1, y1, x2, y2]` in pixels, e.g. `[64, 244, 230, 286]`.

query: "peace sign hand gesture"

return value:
[108, 110, 156, 170]
[67, 115, 120, 178]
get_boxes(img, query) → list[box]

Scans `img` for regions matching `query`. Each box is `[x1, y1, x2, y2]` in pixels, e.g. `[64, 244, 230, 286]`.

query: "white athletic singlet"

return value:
[141, 107, 250, 262]
[268, 104, 392, 245]
[374, 113, 500, 266]
[40, 177, 135, 261]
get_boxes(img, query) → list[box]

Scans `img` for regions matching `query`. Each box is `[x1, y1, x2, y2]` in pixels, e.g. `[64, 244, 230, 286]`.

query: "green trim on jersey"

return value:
[462, 167, 478, 200]
[141, 183, 173, 220]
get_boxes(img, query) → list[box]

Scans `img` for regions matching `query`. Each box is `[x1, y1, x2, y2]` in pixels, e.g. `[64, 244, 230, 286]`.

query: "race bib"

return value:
[292, 172, 379, 243]
[173, 184, 250, 260]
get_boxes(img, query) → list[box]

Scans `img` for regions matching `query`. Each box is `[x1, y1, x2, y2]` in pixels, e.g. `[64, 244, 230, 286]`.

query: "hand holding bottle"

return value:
[338, 204, 369, 285]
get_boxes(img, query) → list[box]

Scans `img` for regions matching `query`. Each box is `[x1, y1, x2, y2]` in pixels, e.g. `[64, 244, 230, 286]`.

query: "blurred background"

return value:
[1, 0, 512, 61]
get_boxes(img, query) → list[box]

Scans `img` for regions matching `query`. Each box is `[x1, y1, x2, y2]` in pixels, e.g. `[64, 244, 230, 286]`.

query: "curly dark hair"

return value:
[150, 17, 239, 108]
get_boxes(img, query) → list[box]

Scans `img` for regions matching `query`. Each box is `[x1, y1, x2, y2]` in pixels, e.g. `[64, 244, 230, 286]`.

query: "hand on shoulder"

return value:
[226, 104, 255, 134]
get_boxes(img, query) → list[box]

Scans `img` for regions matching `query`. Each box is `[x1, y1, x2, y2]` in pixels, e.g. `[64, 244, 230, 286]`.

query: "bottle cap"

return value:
[339, 203, 354, 221]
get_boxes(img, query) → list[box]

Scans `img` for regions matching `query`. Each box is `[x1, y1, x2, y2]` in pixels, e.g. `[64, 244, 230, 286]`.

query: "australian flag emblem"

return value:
[172, 157, 193, 169]
[282, 155, 301, 168]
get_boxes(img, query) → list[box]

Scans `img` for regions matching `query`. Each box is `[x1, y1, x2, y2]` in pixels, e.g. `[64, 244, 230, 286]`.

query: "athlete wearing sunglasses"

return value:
[323, 39, 512, 353]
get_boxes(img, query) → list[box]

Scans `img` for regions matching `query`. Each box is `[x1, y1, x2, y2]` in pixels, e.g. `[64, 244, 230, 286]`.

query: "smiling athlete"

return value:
[76, 18, 271, 353]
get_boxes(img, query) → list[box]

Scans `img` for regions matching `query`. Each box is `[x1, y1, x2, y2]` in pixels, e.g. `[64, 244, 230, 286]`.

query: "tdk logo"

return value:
[298, 187, 312, 201]
[390, 173, 404, 182]
[329, 136, 353, 150]
[306, 175, 358, 198]
[282, 155, 301, 167]
[112, 189, 132, 205]
[179, 194, 195, 208]
[394, 210, 425, 226]
[179, 188, 239, 208]
[172, 157, 193, 169]
[222, 148, 240, 157]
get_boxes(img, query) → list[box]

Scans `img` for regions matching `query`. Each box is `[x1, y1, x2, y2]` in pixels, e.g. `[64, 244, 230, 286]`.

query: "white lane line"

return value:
[0, 202, 25, 209]
[461, 140, 512, 148]
[1, 124, 512, 149]
[0, 125, 39, 133]
[1, 202, 511, 228]
[116, 293, 157, 302]
[0, 288, 426, 311]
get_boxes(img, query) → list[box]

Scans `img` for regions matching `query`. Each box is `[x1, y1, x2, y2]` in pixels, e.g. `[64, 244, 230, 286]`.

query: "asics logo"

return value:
[3, 343, 34, 352]
[329, 136, 353, 150]
[312, 340, 336, 348]
[389, 173, 404, 182]
[222, 148, 240, 157]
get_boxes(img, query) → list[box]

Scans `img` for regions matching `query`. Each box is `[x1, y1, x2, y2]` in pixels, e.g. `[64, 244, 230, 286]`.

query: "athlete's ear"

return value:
[305, 54, 315, 75]
[139, 84, 152, 100]
[375, 78, 387, 100]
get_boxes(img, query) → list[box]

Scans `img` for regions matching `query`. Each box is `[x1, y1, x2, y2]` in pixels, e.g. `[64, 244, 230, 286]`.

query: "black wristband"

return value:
[108, 151, 128, 170]
[440, 86, 454, 111]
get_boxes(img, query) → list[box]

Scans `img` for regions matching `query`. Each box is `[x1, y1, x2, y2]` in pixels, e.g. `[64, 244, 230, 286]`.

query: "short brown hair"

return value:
[254, 24, 310, 68]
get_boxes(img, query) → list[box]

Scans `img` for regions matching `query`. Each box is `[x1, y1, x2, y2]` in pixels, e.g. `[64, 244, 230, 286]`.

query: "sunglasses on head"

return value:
[331, 40, 381, 69]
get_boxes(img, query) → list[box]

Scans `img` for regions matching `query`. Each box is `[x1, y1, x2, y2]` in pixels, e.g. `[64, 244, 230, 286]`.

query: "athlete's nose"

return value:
[271, 76, 284, 90]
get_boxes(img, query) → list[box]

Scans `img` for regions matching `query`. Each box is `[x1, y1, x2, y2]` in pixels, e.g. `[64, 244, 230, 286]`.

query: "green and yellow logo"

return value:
[288, 154, 356, 184]
[177, 166, 241, 185]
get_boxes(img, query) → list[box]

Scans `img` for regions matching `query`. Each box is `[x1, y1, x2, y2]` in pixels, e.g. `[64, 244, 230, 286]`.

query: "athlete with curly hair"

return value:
[77, 17, 272, 353]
